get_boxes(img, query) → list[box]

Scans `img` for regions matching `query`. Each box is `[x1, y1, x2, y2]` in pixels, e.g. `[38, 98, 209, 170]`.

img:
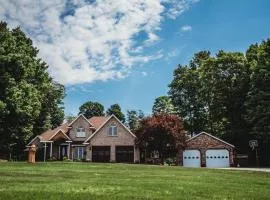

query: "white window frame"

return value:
[108, 125, 117, 136]
[76, 127, 86, 138]
[77, 147, 84, 159]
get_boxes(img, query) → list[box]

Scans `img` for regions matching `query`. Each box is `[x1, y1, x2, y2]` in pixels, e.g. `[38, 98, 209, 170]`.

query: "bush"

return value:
[165, 157, 176, 166]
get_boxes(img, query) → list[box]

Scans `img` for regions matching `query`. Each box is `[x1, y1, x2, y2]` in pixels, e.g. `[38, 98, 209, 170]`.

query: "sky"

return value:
[1, 0, 270, 116]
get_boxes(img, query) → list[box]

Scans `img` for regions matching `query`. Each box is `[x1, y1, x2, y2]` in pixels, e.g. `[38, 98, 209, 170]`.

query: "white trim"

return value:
[71, 144, 86, 147]
[48, 129, 72, 141]
[186, 132, 235, 148]
[68, 114, 94, 127]
[27, 136, 40, 146]
[84, 114, 136, 143]
[40, 141, 53, 143]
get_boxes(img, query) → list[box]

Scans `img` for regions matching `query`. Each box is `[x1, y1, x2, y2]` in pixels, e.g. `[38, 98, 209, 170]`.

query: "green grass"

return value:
[0, 162, 270, 200]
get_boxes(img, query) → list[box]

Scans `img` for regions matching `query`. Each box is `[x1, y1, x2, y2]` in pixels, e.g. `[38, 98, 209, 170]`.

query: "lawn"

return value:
[0, 162, 269, 200]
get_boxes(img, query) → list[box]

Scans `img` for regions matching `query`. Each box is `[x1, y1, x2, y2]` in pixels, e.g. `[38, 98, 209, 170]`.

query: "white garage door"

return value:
[206, 149, 230, 168]
[183, 150, 201, 167]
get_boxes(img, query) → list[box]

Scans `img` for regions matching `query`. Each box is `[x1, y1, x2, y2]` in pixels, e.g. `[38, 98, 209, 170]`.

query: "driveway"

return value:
[219, 167, 270, 173]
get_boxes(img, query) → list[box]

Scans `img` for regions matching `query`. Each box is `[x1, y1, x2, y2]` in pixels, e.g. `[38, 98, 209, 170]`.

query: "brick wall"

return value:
[86, 117, 140, 162]
[180, 133, 235, 167]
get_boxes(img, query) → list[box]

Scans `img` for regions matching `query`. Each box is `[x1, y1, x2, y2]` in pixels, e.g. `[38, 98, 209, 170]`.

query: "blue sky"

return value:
[1, 0, 270, 116]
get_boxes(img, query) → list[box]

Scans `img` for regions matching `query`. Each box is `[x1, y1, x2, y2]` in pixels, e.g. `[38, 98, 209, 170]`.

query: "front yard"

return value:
[0, 162, 269, 199]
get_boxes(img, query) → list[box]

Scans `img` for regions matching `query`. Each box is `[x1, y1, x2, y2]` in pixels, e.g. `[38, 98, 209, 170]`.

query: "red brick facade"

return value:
[179, 132, 235, 167]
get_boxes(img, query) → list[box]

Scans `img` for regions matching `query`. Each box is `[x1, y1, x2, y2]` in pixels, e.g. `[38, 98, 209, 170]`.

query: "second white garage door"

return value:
[206, 149, 230, 168]
[183, 150, 201, 167]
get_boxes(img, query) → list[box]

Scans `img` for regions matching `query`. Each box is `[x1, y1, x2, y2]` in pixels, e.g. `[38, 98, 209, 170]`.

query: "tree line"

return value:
[166, 40, 270, 164]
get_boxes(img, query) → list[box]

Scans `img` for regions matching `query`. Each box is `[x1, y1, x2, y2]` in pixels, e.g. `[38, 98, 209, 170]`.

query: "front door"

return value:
[60, 145, 67, 160]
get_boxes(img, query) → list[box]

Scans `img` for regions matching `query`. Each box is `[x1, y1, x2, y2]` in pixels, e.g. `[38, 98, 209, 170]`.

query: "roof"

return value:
[84, 115, 136, 143]
[186, 131, 235, 148]
[88, 116, 109, 129]
[39, 122, 70, 141]
[68, 114, 94, 127]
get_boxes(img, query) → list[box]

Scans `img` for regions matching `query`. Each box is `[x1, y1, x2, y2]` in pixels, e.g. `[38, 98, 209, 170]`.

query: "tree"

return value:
[79, 101, 104, 119]
[169, 50, 250, 152]
[199, 51, 249, 148]
[152, 96, 175, 114]
[126, 110, 144, 132]
[0, 22, 65, 157]
[245, 39, 270, 165]
[169, 51, 210, 135]
[135, 114, 186, 163]
[106, 104, 125, 122]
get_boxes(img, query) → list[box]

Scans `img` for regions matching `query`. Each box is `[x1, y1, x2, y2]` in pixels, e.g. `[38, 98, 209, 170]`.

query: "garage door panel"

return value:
[206, 149, 229, 168]
[92, 146, 110, 162]
[183, 150, 201, 167]
[116, 146, 134, 163]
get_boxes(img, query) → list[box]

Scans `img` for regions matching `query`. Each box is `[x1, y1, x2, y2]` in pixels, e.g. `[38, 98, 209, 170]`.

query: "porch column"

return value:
[50, 142, 53, 158]
[58, 146, 60, 159]
[71, 146, 74, 161]
[43, 142, 47, 162]
[68, 143, 70, 160]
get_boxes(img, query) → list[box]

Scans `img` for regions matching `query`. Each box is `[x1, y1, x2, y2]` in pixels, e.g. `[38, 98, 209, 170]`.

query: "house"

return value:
[180, 132, 235, 168]
[26, 114, 140, 163]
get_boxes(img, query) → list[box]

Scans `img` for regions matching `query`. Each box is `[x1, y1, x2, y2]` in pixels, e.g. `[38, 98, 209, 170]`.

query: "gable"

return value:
[84, 115, 136, 143]
[68, 114, 94, 127]
[50, 130, 71, 141]
[186, 132, 234, 149]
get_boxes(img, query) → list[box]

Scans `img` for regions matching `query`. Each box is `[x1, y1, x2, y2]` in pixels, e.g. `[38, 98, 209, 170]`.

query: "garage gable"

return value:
[186, 132, 235, 149]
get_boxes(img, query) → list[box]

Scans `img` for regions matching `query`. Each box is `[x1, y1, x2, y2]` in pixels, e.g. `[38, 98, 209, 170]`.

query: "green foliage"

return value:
[126, 110, 144, 132]
[0, 21, 64, 153]
[106, 104, 125, 122]
[152, 96, 175, 115]
[79, 101, 104, 119]
[245, 39, 270, 142]
[168, 40, 270, 154]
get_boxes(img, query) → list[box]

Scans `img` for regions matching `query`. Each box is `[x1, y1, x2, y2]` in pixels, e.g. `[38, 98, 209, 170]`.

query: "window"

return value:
[76, 127, 86, 137]
[108, 125, 117, 136]
[77, 147, 84, 159]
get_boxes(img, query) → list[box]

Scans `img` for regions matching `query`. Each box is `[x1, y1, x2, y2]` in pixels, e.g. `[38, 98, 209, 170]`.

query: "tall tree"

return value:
[152, 96, 175, 115]
[106, 104, 125, 122]
[200, 51, 249, 147]
[0, 22, 65, 156]
[245, 39, 270, 162]
[169, 51, 210, 135]
[127, 110, 144, 132]
[136, 114, 186, 163]
[79, 101, 104, 119]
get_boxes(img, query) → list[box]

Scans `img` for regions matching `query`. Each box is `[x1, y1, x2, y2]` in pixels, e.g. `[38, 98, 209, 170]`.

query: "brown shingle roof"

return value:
[39, 122, 69, 141]
[89, 116, 109, 129]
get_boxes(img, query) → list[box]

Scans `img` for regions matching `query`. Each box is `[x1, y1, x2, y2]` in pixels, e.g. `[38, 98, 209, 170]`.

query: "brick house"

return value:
[26, 114, 140, 163]
[180, 132, 235, 168]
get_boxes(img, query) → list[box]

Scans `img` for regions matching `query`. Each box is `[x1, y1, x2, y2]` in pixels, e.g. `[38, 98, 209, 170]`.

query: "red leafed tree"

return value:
[135, 114, 186, 163]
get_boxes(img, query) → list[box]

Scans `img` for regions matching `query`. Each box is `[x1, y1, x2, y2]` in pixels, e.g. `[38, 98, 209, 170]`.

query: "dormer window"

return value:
[108, 124, 117, 136]
[77, 127, 86, 137]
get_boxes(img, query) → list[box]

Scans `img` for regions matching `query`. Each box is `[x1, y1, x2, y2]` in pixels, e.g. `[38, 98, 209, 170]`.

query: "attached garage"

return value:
[183, 150, 201, 167]
[116, 146, 134, 163]
[206, 149, 230, 168]
[92, 146, 110, 162]
[181, 132, 235, 168]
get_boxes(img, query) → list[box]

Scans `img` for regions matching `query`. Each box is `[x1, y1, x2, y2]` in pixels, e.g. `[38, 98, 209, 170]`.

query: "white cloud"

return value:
[180, 25, 192, 32]
[0, 0, 198, 85]
[141, 71, 148, 76]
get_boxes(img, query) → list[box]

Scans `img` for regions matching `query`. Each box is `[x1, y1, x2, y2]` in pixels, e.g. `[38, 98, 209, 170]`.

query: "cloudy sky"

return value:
[1, 0, 270, 116]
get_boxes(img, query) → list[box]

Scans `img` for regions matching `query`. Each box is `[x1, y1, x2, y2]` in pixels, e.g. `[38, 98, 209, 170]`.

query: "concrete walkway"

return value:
[219, 167, 270, 173]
